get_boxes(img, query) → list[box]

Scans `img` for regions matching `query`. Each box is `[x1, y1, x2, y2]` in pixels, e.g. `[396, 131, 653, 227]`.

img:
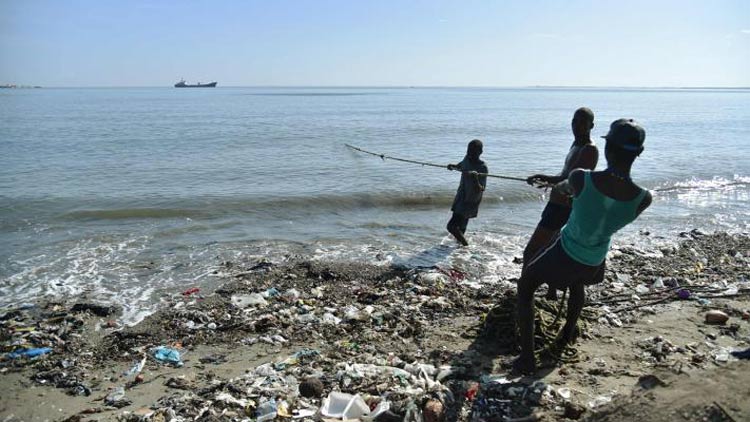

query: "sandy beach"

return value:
[1, 231, 748, 422]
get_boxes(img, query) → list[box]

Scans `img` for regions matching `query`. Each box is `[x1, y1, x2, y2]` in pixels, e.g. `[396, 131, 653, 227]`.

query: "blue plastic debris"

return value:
[153, 346, 183, 366]
[7, 347, 53, 359]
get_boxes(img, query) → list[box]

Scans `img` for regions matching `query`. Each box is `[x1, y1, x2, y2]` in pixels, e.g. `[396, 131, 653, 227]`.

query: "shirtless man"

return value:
[525, 107, 598, 298]
[514, 118, 652, 374]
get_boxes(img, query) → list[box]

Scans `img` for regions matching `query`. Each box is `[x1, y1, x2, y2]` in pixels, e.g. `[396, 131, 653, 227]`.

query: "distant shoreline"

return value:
[5, 85, 749, 90]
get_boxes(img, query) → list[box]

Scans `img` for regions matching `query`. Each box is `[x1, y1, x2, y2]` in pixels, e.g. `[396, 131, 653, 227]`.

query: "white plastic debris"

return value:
[419, 272, 448, 284]
[320, 392, 370, 419]
[322, 312, 342, 325]
[283, 288, 301, 300]
[215, 392, 249, 407]
[588, 395, 612, 408]
[231, 293, 267, 308]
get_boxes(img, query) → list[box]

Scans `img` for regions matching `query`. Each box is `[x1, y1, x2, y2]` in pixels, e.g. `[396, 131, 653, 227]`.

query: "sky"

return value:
[0, 0, 748, 87]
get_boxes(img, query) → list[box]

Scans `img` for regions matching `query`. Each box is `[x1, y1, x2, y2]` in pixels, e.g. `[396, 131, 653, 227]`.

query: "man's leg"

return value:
[516, 273, 543, 373]
[447, 214, 469, 246]
[524, 226, 560, 300]
[523, 225, 555, 264]
[458, 215, 469, 235]
[557, 283, 584, 346]
[525, 203, 570, 303]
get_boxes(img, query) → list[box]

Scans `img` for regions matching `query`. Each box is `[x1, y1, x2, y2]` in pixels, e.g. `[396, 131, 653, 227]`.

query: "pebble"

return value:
[423, 399, 444, 422]
[564, 401, 586, 419]
[299, 377, 324, 398]
[705, 310, 729, 324]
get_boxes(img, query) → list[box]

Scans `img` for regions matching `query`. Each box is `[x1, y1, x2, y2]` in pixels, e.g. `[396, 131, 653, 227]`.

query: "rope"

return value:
[482, 294, 597, 365]
[345, 143, 528, 182]
[346, 144, 749, 194]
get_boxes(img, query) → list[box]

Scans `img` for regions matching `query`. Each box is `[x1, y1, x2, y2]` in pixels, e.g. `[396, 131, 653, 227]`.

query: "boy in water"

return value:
[446, 139, 488, 246]
[514, 119, 652, 374]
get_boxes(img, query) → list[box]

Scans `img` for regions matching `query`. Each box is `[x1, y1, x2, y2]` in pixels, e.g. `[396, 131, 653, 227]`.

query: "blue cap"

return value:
[601, 118, 645, 152]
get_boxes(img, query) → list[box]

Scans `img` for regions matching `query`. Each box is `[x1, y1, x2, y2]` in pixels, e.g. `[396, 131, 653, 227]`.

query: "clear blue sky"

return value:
[1, 0, 748, 87]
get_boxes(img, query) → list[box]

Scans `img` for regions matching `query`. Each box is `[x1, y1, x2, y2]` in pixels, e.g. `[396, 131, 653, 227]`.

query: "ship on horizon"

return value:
[174, 79, 217, 88]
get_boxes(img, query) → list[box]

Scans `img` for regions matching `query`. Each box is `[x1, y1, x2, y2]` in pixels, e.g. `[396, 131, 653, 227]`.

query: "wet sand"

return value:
[1, 231, 748, 422]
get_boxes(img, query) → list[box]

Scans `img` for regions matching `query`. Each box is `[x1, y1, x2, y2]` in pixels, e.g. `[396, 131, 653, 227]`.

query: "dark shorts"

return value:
[538, 202, 572, 230]
[447, 213, 469, 233]
[523, 238, 605, 290]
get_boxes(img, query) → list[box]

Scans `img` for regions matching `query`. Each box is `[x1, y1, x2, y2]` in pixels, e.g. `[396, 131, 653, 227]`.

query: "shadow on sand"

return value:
[442, 298, 556, 421]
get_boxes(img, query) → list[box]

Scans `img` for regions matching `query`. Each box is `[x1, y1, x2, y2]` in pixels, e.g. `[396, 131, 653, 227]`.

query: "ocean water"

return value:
[1, 87, 748, 324]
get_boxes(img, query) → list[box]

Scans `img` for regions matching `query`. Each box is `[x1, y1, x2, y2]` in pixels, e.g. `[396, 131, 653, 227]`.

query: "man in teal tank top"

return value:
[513, 118, 653, 375]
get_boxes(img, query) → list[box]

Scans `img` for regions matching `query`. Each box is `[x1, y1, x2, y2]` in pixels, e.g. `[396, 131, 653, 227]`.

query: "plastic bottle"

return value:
[256, 399, 277, 422]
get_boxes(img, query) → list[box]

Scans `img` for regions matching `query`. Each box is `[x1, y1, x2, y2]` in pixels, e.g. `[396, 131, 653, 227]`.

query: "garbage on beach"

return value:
[635, 284, 649, 294]
[182, 287, 200, 296]
[255, 399, 278, 422]
[274, 348, 320, 370]
[6, 347, 52, 359]
[263, 287, 281, 298]
[152, 346, 183, 366]
[105, 386, 132, 408]
[2, 232, 748, 421]
[231, 293, 268, 308]
[320, 392, 371, 420]
[730, 348, 750, 360]
[588, 394, 613, 409]
[651, 278, 666, 289]
[714, 347, 735, 362]
[70, 303, 118, 317]
[676, 289, 691, 300]
[124, 354, 147, 377]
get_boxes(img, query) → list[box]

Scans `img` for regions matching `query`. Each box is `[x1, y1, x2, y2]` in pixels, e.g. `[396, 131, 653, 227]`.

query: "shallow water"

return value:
[1, 87, 748, 324]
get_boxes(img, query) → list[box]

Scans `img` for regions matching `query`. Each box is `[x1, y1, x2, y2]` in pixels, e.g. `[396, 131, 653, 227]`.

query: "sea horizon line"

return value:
[4, 84, 750, 90]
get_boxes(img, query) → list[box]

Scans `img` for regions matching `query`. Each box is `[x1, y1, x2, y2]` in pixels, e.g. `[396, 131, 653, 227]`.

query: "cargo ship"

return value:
[174, 79, 217, 88]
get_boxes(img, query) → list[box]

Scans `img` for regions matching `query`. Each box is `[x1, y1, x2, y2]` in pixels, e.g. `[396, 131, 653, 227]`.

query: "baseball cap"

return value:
[601, 118, 645, 151]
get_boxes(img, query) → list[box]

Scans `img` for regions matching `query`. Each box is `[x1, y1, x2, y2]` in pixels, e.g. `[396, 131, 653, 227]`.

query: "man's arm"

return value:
[447, 161, 464, 171]
[527, 173, 562, 187]
[562, 168, 586, 197]
[529, 145, 598, 187]
[636, 191, 652, 216]
[474, 165, 488, 191]
[467, 172, 485, 191]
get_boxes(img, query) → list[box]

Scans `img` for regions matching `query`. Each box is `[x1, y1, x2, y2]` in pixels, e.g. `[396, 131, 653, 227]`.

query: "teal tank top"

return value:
[561, 171, 647, 266]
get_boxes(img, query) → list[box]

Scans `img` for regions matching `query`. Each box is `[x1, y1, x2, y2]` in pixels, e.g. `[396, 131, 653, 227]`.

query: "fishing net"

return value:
[482, 292, 598, 365]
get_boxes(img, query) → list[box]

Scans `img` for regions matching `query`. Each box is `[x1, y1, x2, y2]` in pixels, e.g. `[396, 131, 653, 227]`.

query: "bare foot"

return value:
[555, 325, 579, 348]
[510, 355, 537, 376]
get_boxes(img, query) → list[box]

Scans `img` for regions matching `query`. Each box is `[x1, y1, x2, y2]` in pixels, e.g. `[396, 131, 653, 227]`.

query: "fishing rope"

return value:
[346, 144, 749, 193]
[483, 294, 597, 365]
[345, 144, 528, 182]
